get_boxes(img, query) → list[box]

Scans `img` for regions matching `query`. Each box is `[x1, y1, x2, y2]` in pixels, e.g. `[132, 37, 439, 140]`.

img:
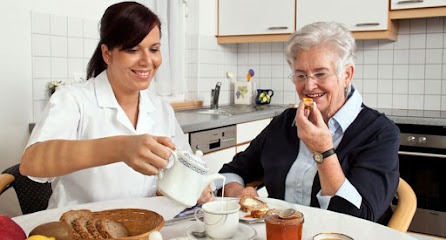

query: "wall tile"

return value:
[32, 57, 51, 78]
[424, 95, 441, 110]
[378, 79, 392, 94]
[408, 80, 424, 94]
[51, 15, 67, 36]
[83, 19, 99, 39]
[363, 50, 378, 64]
[378, 50, 393, 64]
[408, 64, 425, 79]
[51, 58, 68, 79]
[408, 94, 424, 109]
[32, 12, 50, 34]
[410, 18, 427, 34]
[33, 79, 51, 101]
[32, 34, 51, 57]
[425, 80, 442, 94]
[427, 17, 443, 33]
[409, 49, 426, 64]
[425, 64, 442, 79]
[68, 17, 83, 37]
[426, 49, 443, 64]
[399, 20, 410, 34]
[83, 39, 98, 60]
[409, 34, 426, 49]
[51, 36, 68, 57]
[394, 50, 409, 64]
[393, 94, 408, 108]
[393, 79, 408, 94]
[377, 94, 393, 108]
[378, 65, 393, 79]
[426, 33, 443, 48]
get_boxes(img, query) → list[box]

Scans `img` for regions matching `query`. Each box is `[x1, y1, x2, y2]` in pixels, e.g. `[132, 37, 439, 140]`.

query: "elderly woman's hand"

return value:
[295, 101, 333, 153]
[121, 134, 176, 176]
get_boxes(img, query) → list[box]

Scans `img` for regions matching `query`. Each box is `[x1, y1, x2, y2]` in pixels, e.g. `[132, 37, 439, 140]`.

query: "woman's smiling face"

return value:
[292, 46, 353, 121]
[102, 26, 162, 94]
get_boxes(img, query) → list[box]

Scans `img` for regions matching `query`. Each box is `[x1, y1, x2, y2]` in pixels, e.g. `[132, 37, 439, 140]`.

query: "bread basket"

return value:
[92, 208, 164, 240]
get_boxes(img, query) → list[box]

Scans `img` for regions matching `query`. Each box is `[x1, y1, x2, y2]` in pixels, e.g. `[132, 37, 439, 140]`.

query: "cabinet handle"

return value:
[267, 26, 288, 30]
[397, 0, 423, 4]
[355, 23, 380, 27]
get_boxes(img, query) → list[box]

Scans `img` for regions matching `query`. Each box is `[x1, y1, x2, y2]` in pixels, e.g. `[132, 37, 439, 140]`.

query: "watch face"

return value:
[313, 153, 323, 163]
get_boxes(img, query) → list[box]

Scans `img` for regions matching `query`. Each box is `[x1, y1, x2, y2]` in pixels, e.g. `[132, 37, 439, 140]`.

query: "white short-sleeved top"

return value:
[26, 71, 190, 209]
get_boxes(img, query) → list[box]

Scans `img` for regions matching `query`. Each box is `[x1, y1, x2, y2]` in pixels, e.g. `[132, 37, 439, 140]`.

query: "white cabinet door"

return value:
[296, 0, 388, 31]
[202, 147, 236, 174]
[218, 0, 295, 36]
[391, 0, 446, 9]
[236, 118, 271, 144]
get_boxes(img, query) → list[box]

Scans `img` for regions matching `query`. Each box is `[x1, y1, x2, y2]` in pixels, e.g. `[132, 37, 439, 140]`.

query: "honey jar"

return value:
[265, 211, 304, 240]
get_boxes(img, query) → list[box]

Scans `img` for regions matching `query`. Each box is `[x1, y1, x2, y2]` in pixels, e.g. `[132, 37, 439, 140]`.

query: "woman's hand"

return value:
[121, 134, 175, 176]
[197, 185, 216, 205]
[295, 101, 333, 153]
[223, 182, 258, 198]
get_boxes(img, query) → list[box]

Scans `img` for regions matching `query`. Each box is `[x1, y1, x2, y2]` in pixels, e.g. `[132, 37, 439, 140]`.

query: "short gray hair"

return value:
[285, 22, 356, 97]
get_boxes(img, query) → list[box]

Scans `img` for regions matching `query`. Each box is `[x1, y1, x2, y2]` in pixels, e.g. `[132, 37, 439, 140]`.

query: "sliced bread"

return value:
[60, 209, 93, 225]
[72, 217, 94, 239]
[95, 218, 129, 239]
[239, 196, 269, 216]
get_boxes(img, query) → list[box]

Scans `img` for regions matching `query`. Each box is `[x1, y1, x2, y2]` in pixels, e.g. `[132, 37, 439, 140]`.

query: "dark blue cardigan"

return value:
[219, 106, 400, 224]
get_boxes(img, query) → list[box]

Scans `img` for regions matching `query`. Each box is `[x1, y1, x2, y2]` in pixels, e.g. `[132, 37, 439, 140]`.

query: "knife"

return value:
[164, 205, 203, 226]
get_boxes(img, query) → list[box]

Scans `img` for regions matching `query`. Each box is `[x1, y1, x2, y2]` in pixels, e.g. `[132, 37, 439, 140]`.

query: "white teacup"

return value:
[194, 201, 240, 239]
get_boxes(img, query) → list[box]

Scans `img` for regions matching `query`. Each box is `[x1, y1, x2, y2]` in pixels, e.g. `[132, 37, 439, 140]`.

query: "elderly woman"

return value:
[20, 1, 214, 208]
[219, 22, 400, 224]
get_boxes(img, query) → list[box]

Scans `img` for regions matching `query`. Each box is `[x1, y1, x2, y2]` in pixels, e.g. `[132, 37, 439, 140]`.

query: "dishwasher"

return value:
[189, 125, 237, 174]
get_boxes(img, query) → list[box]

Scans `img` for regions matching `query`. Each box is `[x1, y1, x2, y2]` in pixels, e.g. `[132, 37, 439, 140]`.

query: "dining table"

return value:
[13, 196, 418, 240]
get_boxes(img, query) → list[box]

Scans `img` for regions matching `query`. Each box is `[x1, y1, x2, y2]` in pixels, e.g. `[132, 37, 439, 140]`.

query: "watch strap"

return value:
[321, 148, 336, 159]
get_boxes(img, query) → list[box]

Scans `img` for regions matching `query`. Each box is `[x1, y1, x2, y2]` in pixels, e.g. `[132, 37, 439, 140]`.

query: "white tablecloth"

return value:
[13, 196, 417, 240]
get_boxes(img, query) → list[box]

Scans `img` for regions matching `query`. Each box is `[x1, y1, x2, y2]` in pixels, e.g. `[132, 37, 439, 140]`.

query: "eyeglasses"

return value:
[288, 72, 335, 84]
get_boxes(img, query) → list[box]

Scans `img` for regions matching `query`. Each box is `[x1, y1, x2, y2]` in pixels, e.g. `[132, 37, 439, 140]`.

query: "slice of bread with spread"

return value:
[239, 196, 269, 218]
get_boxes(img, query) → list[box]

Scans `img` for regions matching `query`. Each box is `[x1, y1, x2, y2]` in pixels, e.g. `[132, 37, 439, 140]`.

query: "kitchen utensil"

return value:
[248, 69, 255, 77]
[157, 149, 226, 207]
[226, 71, 237, 84]
[246, 73, 251, 82]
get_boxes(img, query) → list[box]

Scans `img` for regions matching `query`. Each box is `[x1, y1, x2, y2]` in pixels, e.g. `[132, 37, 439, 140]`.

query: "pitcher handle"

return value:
[268, 90, 274, 97]
[158, 148, 176, 179]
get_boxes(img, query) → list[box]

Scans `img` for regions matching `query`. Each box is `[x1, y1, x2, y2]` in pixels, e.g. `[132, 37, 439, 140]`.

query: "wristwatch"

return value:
[313, 148, 336, 164]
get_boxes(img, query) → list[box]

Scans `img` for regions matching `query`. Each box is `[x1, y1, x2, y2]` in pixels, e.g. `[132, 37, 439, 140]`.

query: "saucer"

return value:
[313, 232, 354, 240]
[186, 223, 256, 239]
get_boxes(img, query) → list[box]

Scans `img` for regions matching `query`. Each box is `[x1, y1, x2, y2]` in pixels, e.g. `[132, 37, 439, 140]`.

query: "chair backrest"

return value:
[0, 163, 52, 214]
[387, 177, 417, 232]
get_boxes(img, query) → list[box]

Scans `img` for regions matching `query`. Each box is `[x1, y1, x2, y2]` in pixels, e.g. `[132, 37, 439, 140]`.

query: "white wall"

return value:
[0, 0, 123, 217]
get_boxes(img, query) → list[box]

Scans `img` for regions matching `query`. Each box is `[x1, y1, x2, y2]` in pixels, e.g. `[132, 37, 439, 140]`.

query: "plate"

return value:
[225, 197, 295, 223]
[186, 223, 256, 240]
[313, 232, 354, 240]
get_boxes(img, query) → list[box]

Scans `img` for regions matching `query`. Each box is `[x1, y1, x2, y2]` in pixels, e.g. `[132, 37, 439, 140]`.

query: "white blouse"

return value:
[26, 71, 190, 209]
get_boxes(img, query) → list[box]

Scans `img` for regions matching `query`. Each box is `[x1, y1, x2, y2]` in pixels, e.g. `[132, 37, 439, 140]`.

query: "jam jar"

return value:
[265, 211, 304, 240]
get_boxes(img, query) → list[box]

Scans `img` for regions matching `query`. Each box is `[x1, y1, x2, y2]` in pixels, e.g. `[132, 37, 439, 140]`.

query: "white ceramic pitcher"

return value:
[157, 149, 225, 207]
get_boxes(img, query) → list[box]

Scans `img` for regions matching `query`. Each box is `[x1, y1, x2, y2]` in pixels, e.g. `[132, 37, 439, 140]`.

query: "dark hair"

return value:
[86, 1, 161, 79]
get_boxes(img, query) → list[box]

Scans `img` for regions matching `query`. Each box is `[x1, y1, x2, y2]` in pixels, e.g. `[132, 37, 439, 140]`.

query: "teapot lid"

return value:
[177, 150, 209, 174]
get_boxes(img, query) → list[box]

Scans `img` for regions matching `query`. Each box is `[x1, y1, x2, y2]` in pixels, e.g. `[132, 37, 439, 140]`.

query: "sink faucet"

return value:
[210, 82, 221, 109]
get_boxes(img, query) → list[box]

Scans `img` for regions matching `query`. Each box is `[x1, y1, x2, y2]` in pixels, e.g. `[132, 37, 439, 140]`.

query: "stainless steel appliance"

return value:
[397, 123, 446, 237]
[189, 125, 236, 154]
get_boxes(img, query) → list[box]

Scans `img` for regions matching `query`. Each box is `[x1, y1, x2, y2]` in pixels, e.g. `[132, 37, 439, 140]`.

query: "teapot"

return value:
[256, 89, 274, 105]
[157, 149, 225, 207]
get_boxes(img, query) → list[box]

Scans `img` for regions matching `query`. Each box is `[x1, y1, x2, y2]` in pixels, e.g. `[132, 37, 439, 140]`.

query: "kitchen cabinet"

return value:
[202, 147, 236, 174]
[390, 0, 446, 19]
[296, 0, 398, 41]
[236, 118, 271, 144]
[217, 0, 295, 44]
[217, 0, 397, 43]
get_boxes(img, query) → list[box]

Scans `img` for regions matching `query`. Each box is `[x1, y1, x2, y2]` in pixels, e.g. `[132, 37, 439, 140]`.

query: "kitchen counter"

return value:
[175, 104, 288, 133]
[377, 108, 446, 127]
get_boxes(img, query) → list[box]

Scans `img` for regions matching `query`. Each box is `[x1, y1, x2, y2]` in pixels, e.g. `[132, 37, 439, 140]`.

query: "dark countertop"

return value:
[175, 104, 289, 133]
[377, 108, 446, 127]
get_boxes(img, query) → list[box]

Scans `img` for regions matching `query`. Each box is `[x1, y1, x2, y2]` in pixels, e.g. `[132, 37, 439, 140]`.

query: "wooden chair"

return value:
[0, 163, 52, 214]
[387, 177, 417, 232]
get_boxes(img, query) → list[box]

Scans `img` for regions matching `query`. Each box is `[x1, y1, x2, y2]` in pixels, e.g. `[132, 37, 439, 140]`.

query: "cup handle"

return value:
[194, 208, 204, 224]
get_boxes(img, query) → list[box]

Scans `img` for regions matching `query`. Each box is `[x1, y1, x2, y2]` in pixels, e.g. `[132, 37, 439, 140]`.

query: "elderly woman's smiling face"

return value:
[292, 46, 353, 122]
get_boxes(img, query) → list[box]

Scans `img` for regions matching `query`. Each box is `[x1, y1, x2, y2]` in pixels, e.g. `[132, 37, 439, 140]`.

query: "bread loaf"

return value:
[72, 217, 95, 239]
[60, 209, 93, 225]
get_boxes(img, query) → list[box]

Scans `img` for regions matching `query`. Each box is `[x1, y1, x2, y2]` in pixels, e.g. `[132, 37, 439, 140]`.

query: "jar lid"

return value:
[265, 211, 304, 225]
